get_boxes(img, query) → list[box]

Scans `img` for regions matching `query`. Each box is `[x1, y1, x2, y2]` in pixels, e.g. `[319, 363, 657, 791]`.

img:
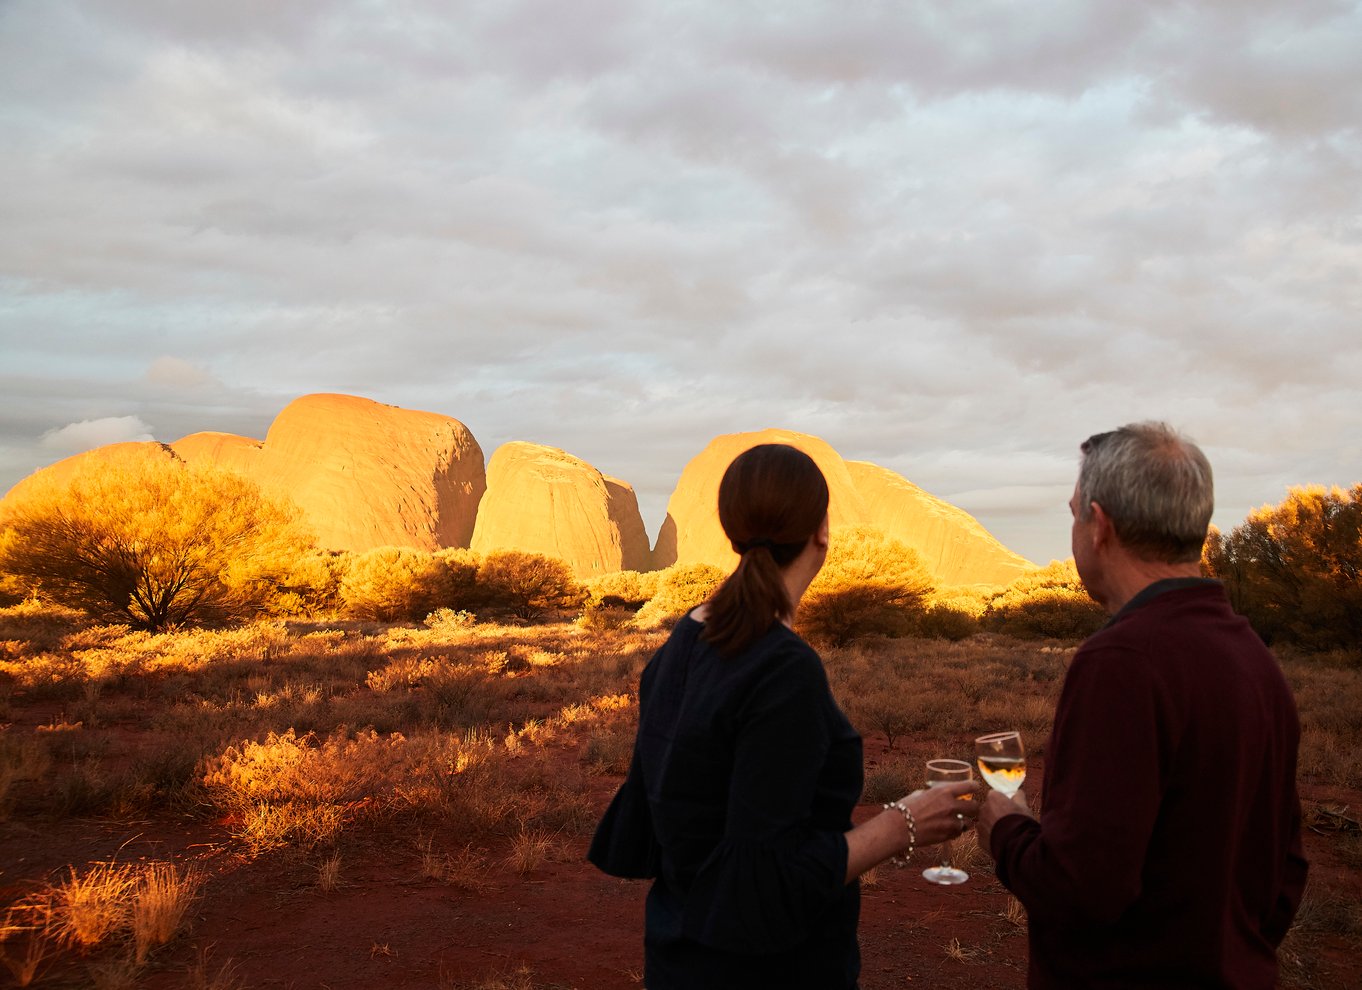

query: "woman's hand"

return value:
[844, 779, 979, 881]
[899, 780, 979, 846]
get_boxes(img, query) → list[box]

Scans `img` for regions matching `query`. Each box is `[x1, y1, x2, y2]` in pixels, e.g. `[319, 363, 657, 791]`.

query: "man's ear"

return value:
[1089, 502, 1116, 549]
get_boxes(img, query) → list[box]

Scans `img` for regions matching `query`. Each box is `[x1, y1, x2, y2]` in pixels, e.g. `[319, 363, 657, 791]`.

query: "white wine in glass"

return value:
[975, 731, 1026, 798]
[922, 759, 973, 886]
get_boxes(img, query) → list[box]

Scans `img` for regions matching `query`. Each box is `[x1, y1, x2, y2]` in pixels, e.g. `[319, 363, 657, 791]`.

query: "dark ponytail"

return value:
[702, 444, 829, 657]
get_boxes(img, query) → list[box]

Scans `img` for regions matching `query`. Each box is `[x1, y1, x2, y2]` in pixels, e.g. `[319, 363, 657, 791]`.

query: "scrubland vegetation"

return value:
[0, 462, 1358, 986]
[0, 598, 1357, 987]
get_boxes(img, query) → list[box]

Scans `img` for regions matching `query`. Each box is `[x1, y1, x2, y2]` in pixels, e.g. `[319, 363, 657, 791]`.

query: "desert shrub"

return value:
[0, 458, 311, 632]
[339, 548, 461, 622]
[983, 560, 1106, 640]
[798, 527, 934, 647]
[576, 601, 636, 632]
[917, 603, 979, 641]
[425, 608, 477, 632]
[265, 550, 345, 618]
[1205, 484, 1362, 651]
[583, 570, 659, 609]
[862, 753, 918, 803]
[434, 547, 482, 606]
[476, 551, 584, 621]
[633, 562, 725, 628]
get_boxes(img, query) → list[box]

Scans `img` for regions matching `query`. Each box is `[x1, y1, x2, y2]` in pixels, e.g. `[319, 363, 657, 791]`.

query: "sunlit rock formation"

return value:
[471, 442, 652, 577]
[652, 429, 869, 573]
[652, 429, 1033, 587]
[845, 460, 1033, 587]
[5, 399, 1037, 585]
[173, 394, 485, 553]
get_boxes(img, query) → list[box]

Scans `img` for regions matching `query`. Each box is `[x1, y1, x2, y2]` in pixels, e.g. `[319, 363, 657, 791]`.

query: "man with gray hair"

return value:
[978, 422, 1307, 989]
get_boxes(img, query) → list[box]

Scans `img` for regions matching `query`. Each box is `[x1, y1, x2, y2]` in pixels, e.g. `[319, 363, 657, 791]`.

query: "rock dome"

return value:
[172, 394, 485, 553]
[471, 442, 652, 577]
[652, 429, 1034, 587]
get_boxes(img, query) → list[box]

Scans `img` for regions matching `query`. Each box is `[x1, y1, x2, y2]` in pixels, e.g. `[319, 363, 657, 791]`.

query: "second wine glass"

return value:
[975, 731, 1026, 798]
[921, 758, 973, 885]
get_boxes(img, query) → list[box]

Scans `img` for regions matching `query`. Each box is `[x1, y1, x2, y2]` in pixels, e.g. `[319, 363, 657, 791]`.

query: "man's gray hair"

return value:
[1076, 422, 1214, 563]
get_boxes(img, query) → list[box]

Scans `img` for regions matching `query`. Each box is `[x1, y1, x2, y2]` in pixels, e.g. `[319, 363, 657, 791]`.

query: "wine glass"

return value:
[975, 731, 1027, 799]
[921, 759, 973, 885]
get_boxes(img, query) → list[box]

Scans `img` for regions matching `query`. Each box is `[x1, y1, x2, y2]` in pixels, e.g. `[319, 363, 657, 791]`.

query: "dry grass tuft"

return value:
[505, 826, 557, 875]
[131, 862, 201, 963]
[316, 852, 342, 892]
[184, 945, 249, 990]
[50, 861, 138, 952]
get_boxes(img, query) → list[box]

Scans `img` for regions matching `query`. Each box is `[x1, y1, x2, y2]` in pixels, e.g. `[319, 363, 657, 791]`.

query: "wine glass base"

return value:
[922, 866, 969, 885]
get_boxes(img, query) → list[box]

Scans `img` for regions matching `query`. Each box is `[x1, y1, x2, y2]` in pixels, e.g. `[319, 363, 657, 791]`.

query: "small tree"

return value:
[798, 526, 934, 647]
[1205, 484, 1362, 650]
[0, 456, 309, 632]
[476, 550, 584, 620]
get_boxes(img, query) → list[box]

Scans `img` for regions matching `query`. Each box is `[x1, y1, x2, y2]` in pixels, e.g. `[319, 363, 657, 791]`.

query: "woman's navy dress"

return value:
[589, 615, 864, 989]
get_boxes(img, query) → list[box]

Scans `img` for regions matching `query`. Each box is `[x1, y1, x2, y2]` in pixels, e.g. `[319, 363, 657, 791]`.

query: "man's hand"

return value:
[977, 789, 1033, 858]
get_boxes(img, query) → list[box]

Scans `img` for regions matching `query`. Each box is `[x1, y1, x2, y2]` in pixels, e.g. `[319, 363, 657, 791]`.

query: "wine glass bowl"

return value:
[921, 758, 973, 886]
[975, 731, 1026, 798]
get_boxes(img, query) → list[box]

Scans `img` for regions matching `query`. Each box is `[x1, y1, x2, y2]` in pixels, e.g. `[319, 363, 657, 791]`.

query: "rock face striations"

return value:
[471, 442, 652, 578]
[652, 429, 1032, 587]
[172, 394, 486, 553]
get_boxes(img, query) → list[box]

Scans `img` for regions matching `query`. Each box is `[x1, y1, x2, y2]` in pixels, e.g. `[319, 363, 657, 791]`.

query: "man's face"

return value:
[1070, 482, 1105, 607]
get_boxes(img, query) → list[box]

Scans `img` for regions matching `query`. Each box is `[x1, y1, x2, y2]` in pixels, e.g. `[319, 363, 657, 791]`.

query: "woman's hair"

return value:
[701, 444, 829, 657]
[1077, 421, 1213, 563]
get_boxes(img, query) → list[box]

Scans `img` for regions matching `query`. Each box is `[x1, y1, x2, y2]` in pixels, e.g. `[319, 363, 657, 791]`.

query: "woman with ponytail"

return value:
[589, 444, 975, 989]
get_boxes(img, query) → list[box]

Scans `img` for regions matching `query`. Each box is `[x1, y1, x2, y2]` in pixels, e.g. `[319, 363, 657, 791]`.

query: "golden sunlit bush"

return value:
[580, 570, 660, 630]
[476, 550, 585, 621]
[798, 526, 934, 647]
[633, 562, 725, 628]
[1205, 484, 1362, 653]
[266, 550, 345, 618]
[340, 547, 465, 622]
[982, 560, 1107, 640]
[0, 459, 311, 632]
[583, 570, 659, 609]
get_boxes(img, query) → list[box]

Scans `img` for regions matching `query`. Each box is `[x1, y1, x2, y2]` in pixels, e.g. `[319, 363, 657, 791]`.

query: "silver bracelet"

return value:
[882, 800, 916, 867]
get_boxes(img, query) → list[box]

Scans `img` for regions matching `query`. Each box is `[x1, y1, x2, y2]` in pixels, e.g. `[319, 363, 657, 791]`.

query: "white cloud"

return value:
[40, 416, 156, 453]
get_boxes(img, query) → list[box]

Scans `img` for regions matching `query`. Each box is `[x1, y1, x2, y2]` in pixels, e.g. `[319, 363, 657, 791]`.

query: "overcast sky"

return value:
[2, 0, 1359, 565]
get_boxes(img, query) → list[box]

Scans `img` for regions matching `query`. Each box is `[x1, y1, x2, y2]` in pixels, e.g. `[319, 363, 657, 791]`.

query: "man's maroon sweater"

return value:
[991, 580, 1307, 989]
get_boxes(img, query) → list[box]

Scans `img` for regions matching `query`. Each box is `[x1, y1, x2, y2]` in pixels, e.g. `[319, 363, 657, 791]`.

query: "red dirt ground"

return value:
[4, 737, 1358, 989]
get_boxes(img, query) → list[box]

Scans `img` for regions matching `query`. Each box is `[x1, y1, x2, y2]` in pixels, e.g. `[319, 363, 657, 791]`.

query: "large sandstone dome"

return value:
[652, 429, 868, 572]
[173, 394, 486, 553]
[471, 442, 652, 577]
[653, 429, 1032, 587]
[846, 460, 1032, 586]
